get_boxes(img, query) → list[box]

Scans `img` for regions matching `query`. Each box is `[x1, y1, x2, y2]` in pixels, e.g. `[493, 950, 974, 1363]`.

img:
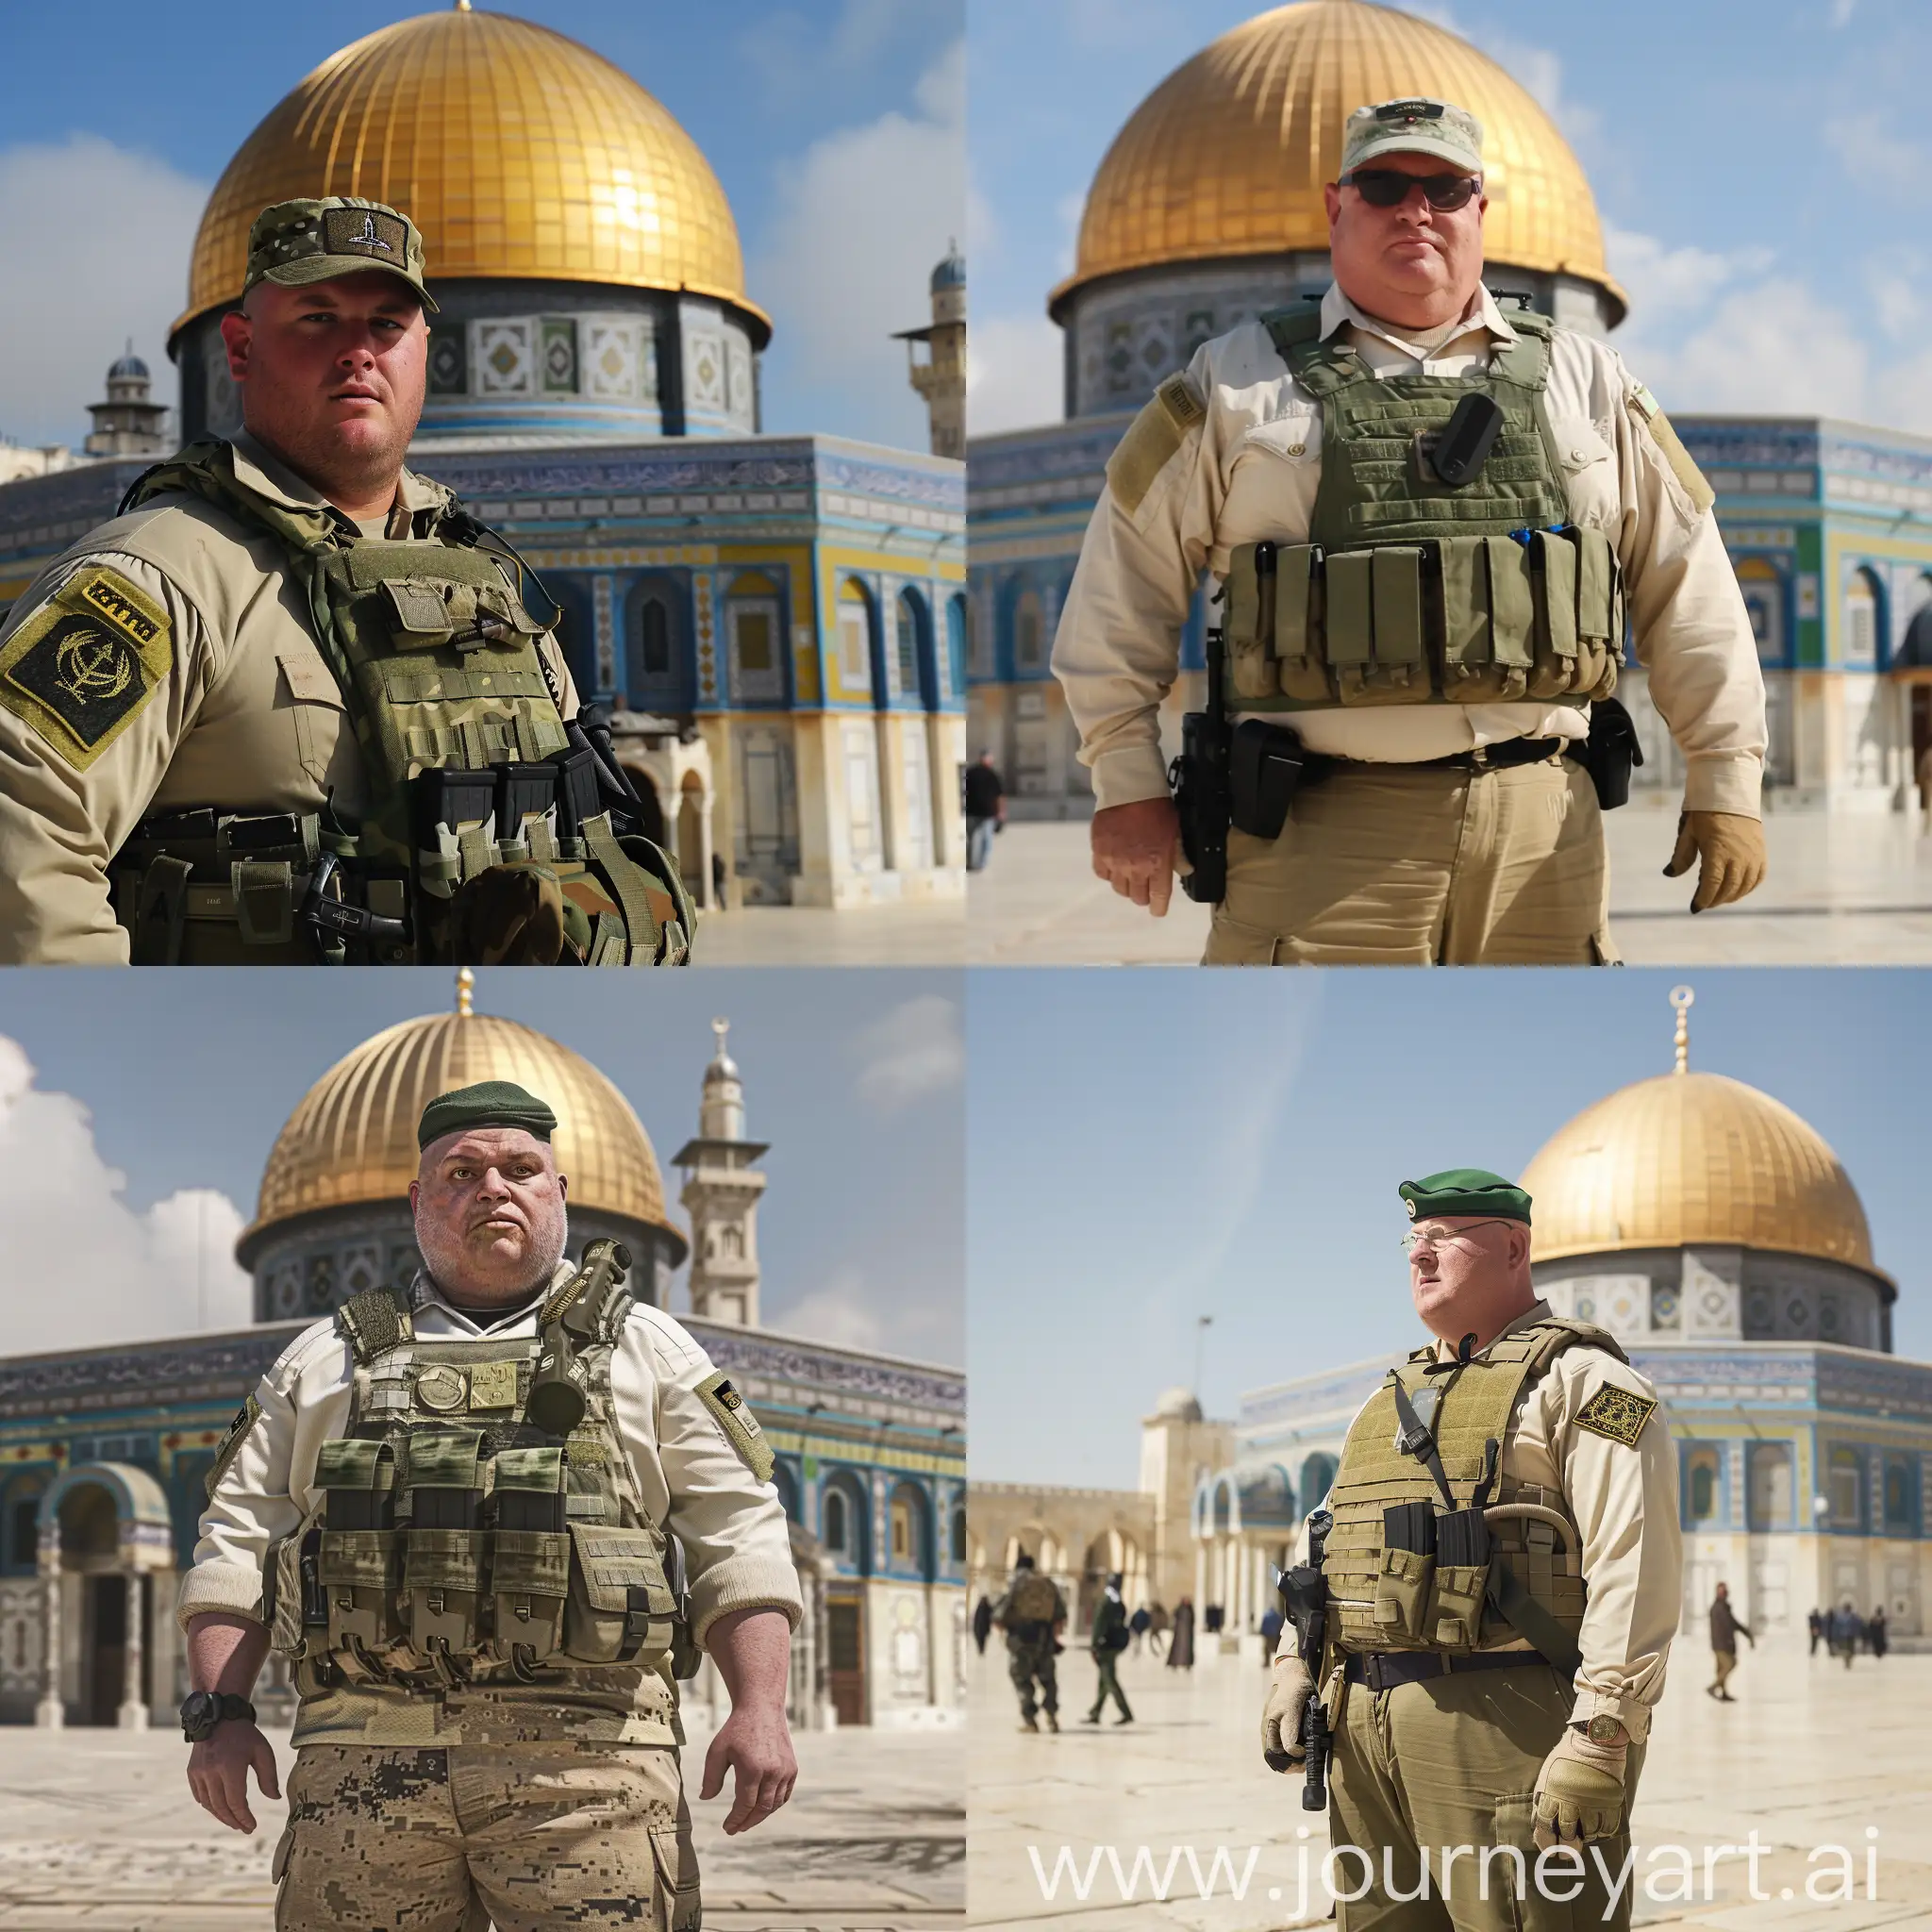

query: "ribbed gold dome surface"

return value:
[177, 6, 765, 339]
[1055, 0, 1624, 323]
[1522, 1072, 1874, 1272]
[249, 1005, 674, 1245]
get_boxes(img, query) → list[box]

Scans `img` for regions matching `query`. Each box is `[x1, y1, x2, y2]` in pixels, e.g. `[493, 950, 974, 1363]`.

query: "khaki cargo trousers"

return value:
[273, 1743, 701, 1931]
[1331, 1666, 1644, 1932]
[1203, 754, 1616, 966]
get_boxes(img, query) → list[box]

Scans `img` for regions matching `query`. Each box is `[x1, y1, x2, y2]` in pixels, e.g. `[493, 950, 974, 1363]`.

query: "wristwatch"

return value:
[1582, 1714, 1626, 1747]
[180, 1690, 256, 1742]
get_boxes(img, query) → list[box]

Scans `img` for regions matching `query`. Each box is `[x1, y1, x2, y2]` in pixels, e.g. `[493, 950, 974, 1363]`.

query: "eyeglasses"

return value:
[1401, 1218, 1514, 1255]
[1341, 169, 1481, 212]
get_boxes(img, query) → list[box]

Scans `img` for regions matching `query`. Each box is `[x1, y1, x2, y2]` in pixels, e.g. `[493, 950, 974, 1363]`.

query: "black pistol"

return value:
[1173, 612, 1234, 904]
[1278, 1507, 1334, 1811]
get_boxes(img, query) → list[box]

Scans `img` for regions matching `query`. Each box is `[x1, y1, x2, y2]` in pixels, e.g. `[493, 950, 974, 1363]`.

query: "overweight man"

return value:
[178, 1079, 798, 1930]
[1260, 1170, 1682, 1929]
[1055, 98, 1767, 964]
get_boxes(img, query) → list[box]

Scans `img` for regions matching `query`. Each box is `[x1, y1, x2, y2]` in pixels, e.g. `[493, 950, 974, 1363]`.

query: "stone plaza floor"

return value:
[966, 809, 1932, 965]
[0, 1714, 962, 1931]
[691, 898, 964, 967]
[967, 1636, 1932, 1930]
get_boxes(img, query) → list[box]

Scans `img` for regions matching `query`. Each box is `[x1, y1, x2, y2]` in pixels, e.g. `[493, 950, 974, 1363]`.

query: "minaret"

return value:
[673, 1019, 770, 1327]
[893, 244, 966, 458]
[84, 343, 171, 458]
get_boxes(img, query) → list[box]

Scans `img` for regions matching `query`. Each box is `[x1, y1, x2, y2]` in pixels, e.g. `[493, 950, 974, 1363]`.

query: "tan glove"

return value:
[450, 863, 568, 964]
[1531, 1726, 1628, 1849]
[1663, 810, 1766, 912]
[1260, 1653, 1311, 1774]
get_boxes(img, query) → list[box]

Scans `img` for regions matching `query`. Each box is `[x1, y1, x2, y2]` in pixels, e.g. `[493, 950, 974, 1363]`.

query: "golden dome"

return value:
[175, 6, 767, 342]
[243, 991, 682, 1260]
[1522, 1072, 1875, 1274]
[1054, 0, 1624, 324]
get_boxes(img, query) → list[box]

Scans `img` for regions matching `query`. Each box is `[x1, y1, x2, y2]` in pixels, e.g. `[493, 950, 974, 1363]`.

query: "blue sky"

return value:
[969, 0, 1932, 434]
[0, 0, 962, 452]
[968, 969, 1932, 1488]
[0, 968, 962, 1365]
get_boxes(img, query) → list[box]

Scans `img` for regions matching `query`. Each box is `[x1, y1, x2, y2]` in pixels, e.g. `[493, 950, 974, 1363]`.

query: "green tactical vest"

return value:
[1219, 308, 1624, 714]
[1321, 1316, 1626, 1660]
[116, 441, 693, 966]
[261, 1269, 689, 1703]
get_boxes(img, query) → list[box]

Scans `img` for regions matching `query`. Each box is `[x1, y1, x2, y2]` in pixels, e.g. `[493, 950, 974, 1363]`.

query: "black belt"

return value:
[1345, 1648, 1554, 1692]
[1332, 736, 1583, 774]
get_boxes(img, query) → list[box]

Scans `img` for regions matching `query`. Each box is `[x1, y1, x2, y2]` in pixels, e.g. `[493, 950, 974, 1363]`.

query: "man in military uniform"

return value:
[178, 1080, 799, 1930]
[1055, 98, 1768, 964]
[1260, 1170, 1681, 1929]
[991, 1552, 1067, 1733]
[0, 197, 691, 964]
[1083, 1571, 1134, 1725]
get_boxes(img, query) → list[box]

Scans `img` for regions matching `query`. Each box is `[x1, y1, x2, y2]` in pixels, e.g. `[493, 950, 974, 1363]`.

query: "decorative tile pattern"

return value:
[694, 571, 718, 704]
[473, 319, 535, 396]
[541, 317, 579, 394]
[427, 325, 468, 396]
[687, 331, 725, 411]
[584, 320, 641, 401]
[726, 333, 754, 422]
[592, 574, 616, 691]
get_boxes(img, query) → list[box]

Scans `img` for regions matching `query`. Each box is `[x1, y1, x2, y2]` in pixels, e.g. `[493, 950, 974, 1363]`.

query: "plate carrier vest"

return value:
[261, 1267, 691, 1701]
[1218, 308, 1625, 715]
[1320, 1316, 1627, 1668]
[114, 441, 692, 965]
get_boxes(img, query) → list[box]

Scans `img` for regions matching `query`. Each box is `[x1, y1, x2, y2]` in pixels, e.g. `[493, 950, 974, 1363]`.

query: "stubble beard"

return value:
[416, 1203, 569, 1306]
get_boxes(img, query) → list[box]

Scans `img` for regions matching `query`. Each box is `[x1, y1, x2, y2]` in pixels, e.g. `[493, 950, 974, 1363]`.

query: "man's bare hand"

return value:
[1663, 810, 1766, 912]
[699, 1701, 798, 1835]
[1091, 797, 1181, 915]
[188, 1722, 280, 1834]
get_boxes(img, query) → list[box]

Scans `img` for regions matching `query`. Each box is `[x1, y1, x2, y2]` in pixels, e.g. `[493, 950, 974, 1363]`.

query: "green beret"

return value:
[1399, 1168, 1532, 1224]
[417, 1080, 558, 1151]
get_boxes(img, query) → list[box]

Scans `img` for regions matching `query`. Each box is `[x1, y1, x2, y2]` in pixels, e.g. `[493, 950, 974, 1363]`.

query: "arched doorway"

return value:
[624, 573, 693, 714]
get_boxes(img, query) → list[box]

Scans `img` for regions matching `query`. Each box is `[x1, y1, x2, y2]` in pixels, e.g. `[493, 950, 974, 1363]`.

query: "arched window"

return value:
[1013, 590, 1046, 673]
[824, 1490, 848, 1554]
[950, 1505, 966, 1564]
[820, 1474, 871, 1572]
[890, 1482, 932, 1579]
[837, 578, 876, 700]
[1844, 569, 1882, 669]
[891, 1496, 912, 1560]
[5, 1484, 42, 1572]
[1830, 1446, 1862, 1525]
[895, 588, 930, 705]
[624, 573, 692, 711]
[1884, 1457, 1916, 1532]
[1735, 557, 1786, 670]
[727, 571, 785, 704]
[1689, 1460, 1716, 1521]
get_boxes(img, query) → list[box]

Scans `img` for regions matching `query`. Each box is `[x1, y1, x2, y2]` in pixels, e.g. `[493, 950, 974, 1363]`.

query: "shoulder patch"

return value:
[1106, 375, 1206, 515]
[695, 1369, 775, 1484]
[1626, 386, 1715, 517]
[1574, 1383, 1658, 1449]
[204, 1394, 261, 1501]
[0, 565, 173, 769]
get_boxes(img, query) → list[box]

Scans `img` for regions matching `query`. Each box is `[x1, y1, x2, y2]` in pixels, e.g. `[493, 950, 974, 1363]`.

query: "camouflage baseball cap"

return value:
[1341, 97, 1484, 177]
[242, 196, 438, 312]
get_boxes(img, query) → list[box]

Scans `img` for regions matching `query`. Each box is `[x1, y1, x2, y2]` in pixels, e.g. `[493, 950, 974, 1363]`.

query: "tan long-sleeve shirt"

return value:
[177, 1262, 801, 1748]
[1283, 1300, 1682, 1742]
[1053, 282, 1767, 818]
[0, 429, 577, 963]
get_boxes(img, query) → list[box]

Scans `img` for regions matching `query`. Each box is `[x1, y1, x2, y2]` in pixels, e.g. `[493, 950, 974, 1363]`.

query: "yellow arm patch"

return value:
[1626, 384, 1715, 517]
[204, 1394, 261, 1501]
[1106, 373, 1207, 514]
[1574, 1383, 1658, 1449]
[0, 565, 173, 770]
[695, 1370, 775, 1484]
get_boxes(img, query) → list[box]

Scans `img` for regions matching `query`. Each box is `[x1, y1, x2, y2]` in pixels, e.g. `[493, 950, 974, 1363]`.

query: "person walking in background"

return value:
[1869, 1606, 1889, 1658]
[1168, 1597, 1195, 1670]
[992, 1553, 1068, 1733]
[964, 752, 1007, 872]
[1259, 1602, 1284, 1671]
[1827, 1600, 1861, 1667]
[1204, 1603, 1224, 1636]
[1707, 1582, 1753, 1701]
[973, 1594, 994, 1657]
[1147, 1601, 1170, 1658]
[1807, 1607, 1824, 1657]
[1083, 1572, 1135, 1724]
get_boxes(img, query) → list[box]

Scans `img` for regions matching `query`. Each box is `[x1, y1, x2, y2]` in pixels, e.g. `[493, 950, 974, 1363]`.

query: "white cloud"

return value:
[746, 39, 964, 446]
[852, 993, 963, 1111]
[774, 1269, 886, 1351]
[1832, 0, 1857, 25]
[967, 310, 1063, 436]
[0, 135, 208, 452]
[0, 1037, 253, 1356]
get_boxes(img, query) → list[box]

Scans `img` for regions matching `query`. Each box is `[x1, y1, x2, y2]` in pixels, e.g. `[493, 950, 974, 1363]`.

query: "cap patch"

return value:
[1574, 1384, 1657, 1448]
[0, 565, 172, 770]
[1377, 99, 1444, 122]
[323, 206, 408, 260]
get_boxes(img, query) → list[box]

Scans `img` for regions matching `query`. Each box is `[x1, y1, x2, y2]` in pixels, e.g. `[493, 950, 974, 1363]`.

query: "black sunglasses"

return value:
[1341, 169, 1481, 211]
